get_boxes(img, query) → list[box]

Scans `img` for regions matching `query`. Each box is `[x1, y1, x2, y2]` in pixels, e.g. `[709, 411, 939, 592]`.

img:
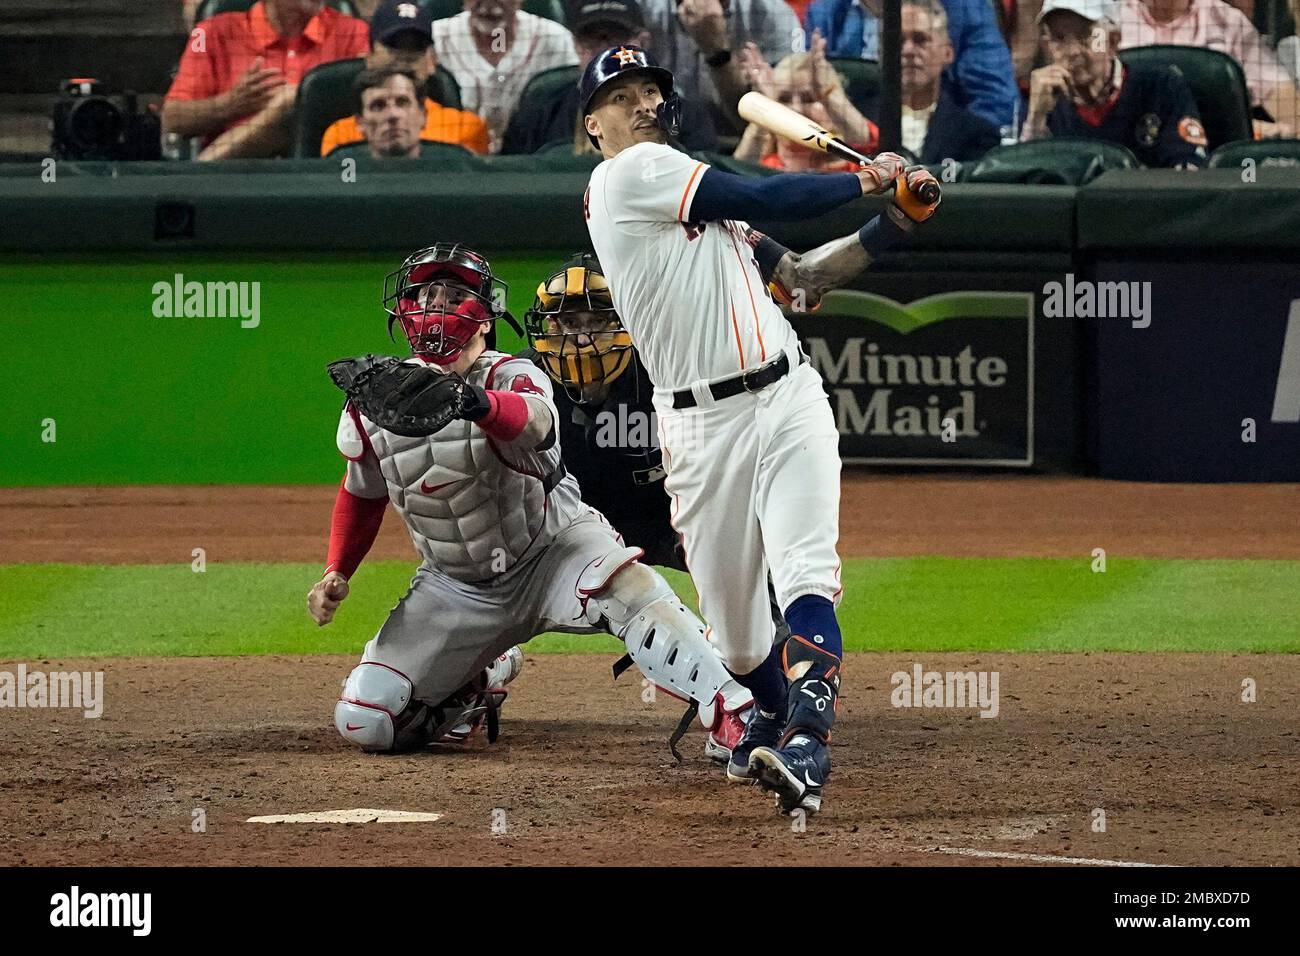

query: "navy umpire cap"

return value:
[579, 45, 681, 147]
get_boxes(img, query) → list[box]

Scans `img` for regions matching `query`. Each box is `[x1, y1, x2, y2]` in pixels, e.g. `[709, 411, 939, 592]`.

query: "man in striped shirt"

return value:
[434, 0, 581, 152]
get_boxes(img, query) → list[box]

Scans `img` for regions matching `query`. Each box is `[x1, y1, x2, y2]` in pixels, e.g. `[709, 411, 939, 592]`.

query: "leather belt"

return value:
[671, 352, 801, 410]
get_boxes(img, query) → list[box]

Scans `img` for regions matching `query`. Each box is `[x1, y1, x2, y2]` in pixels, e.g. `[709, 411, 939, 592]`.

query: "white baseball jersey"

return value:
[337, 352, 586, 582]
[584, 141, 800, 394]
[433, 11, 579, 153]
[585, 141, 842, 677]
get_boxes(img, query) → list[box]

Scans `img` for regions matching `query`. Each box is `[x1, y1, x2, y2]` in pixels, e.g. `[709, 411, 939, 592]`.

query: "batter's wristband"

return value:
[751, 231, 789, 281]
[857, 213, 909, 258]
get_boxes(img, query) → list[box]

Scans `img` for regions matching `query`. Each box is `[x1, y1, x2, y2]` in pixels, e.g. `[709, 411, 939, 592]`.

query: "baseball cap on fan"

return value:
[1037, 0, 1118, 22]
[567, 0, 645, 36]
[370, 0, 435, 48]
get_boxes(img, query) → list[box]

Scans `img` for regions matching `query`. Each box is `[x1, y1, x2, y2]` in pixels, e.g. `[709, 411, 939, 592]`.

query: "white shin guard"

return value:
[579, 547, 752, 732]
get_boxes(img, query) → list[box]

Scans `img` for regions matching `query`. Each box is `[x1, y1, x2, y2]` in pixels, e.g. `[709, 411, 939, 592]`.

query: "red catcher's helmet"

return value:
[382, 243, 508, 365]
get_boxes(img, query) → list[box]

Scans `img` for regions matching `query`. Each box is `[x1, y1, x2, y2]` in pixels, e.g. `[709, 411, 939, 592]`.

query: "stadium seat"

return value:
[324, 139, 480, 167]
[419, 0, 464, 19]
[292, 57, 464, 157]
[1116, 45, 1251, 152]
[964, 138, 1138, 185]
[501, 65, 581, 153]
[523, 0, 567, 23]
[1207, 138, 1300, 168]
[827, 57, 881, 116]
[194, 0, 357, 22]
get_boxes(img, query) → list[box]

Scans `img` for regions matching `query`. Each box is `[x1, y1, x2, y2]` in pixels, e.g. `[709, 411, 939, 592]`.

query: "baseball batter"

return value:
[579, 46, 941, 813]
[305, 243, 751, 758]
[520, 252, 790, 760]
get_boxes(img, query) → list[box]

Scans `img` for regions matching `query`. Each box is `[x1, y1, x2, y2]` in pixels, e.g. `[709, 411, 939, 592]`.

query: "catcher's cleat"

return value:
[440, 646, 525, 742]
[704, 696, 753, 763]
[724, 707, 785, 783]
[748, 734, 831, 815]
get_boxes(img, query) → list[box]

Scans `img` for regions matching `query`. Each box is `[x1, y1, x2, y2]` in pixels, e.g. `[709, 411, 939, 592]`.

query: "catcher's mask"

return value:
[383, 243, 515, 366]
[524, 253, 633, 404]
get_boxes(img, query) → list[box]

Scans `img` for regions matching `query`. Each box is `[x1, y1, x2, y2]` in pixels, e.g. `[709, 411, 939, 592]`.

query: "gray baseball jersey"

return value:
[335, 350, 623, 704]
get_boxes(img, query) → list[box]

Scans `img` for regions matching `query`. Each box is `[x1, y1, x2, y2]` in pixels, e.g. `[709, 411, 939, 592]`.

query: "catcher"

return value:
[306, 242, 752, 759]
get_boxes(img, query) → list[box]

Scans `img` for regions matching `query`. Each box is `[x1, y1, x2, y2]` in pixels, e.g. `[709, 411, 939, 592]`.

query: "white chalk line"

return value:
[915, 845, 1164, 867]
[247, 808, 443, 824]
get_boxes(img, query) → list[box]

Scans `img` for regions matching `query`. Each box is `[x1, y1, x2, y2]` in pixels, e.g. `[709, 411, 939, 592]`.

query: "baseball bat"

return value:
[737, 91, 941, 205]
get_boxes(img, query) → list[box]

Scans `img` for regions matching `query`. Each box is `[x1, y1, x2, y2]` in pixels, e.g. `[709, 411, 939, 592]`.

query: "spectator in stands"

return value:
[1117, 0, 1300, 136]
[1023, 0, 1208, 167]
[433, 0, 581, 152]
[802, 0, 1022, 129]
[781, 0, 816, 22]
[733, 42, 879, 167]
[501, 0, 719, 154]
[859, 1, 1001, 162]
[993, 0, 1049, 92]
[320, 1, 489, 156]
[1280, 0, 1300, 83]
[164, 0, 369, 160]
[348, 67, 431, 159]
[638, 0, 803, 128]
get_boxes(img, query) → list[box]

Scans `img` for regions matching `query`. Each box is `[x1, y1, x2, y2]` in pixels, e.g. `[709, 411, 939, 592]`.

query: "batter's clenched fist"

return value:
[308, 572, 350, 626]
[891, 166, 941, 224]
[857, 152, 906, 194]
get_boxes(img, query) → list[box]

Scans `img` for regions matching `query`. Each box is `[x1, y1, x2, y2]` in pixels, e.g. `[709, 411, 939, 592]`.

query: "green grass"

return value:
[1, 557, 1297, 659]
[0, 253, 551, 486]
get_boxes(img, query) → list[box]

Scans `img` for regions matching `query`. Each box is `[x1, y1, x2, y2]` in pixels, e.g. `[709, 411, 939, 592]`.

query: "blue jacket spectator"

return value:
[804, 0, 1020, 129]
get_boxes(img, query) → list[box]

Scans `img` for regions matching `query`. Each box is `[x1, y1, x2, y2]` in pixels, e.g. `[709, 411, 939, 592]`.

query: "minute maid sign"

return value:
[796, 290, 1034, 466]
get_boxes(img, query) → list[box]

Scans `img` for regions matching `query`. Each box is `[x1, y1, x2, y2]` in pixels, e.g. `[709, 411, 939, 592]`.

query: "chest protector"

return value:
[342, 353, 578, 582]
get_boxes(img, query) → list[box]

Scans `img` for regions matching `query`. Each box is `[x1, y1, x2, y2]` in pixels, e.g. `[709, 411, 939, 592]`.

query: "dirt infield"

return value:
[1, 652, 1296, 866]
[2, 476, 1298, 866]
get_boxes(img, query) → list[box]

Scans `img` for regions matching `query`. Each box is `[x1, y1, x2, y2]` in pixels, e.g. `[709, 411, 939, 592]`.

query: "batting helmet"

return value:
[579, 45, 681, 148]
[524, 253, 633, 404]
[382, 243, 509, 365]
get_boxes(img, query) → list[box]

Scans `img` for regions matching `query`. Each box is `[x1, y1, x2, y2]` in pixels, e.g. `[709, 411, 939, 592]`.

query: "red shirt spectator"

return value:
[165, 0, 368, 156]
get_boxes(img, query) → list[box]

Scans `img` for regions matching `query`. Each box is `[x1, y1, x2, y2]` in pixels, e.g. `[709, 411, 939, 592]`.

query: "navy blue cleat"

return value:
[725, 707, 785, 783]
[748, 734, 831, 815]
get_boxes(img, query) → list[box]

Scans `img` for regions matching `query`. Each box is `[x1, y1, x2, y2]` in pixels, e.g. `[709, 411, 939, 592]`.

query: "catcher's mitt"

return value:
[327, 354, 490, 437]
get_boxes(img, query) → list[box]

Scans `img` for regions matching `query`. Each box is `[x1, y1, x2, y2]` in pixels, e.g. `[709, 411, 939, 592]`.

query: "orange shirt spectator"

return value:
[165, 0, 368, 154]
[319, 0, 491, 156]
[321, 102, 491, 155]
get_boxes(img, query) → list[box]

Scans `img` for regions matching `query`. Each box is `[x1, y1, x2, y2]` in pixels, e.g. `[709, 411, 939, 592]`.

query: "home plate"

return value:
[246, 809, 443, 824]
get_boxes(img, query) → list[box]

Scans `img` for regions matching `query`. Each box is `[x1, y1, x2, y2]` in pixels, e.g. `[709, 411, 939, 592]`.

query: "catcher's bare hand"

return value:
[308, 572, 350, 626]
[857, 152, 906, 194]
